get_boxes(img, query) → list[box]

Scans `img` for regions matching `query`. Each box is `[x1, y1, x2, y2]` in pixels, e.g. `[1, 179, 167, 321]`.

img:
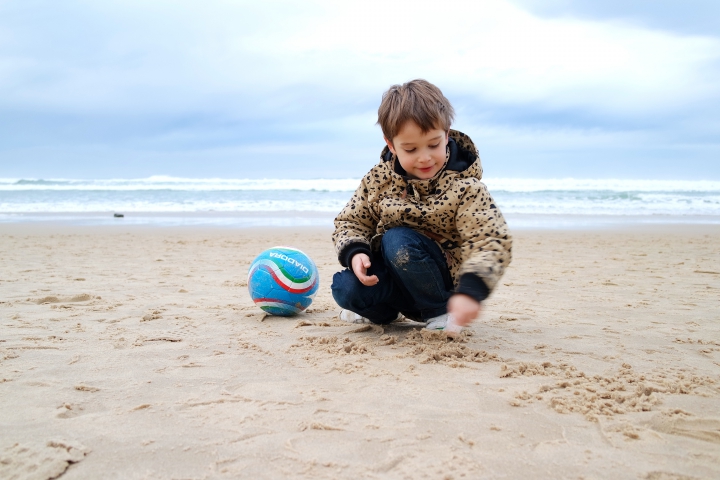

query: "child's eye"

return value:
[430, 143, 440, 148]
[404, 148, 416, 153]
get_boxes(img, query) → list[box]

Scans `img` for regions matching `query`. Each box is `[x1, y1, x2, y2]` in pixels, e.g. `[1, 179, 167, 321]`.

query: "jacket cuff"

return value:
[339, 242, 372, 268]
[455, 273, 490, 302]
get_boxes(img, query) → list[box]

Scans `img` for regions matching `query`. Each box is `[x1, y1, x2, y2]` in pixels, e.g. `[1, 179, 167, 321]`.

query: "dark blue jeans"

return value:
[331, 227, 453, 324]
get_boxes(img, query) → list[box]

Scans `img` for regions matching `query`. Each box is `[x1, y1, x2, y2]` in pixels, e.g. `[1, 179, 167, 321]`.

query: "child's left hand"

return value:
[447, 294, 482, 326]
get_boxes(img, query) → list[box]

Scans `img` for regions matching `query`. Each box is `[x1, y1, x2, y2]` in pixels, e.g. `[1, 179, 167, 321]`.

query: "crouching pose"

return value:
[331, 79, 512, 332]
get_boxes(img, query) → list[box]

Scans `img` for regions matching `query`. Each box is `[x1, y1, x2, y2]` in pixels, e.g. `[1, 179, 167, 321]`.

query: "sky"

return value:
[1, 0, 719, 180]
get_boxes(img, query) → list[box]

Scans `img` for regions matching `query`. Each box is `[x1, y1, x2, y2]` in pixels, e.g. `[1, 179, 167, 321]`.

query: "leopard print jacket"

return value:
[332, 130, 512, 296]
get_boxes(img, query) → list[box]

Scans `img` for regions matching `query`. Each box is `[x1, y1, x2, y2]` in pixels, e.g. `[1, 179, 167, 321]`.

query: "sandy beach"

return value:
[1, 222, 719, 479]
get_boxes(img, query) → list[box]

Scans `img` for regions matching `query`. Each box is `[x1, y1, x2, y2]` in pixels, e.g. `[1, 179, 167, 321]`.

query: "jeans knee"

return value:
[331, 270, 364, 310]
[382, 227, 419, 267]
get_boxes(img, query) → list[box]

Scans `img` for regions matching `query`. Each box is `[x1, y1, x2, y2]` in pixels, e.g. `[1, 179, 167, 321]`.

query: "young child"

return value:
[331, 79, 512, 332]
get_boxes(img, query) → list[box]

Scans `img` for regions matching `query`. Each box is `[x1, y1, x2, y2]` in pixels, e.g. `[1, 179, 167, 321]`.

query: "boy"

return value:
[331, 79, 512, 332]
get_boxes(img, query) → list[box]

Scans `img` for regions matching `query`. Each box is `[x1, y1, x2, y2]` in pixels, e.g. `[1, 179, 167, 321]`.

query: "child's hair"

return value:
[377, 79, 455, 142]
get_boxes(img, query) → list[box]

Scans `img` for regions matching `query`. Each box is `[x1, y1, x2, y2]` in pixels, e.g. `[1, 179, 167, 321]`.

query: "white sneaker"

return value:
[339, 309, 370, 324]
[424, 313, 463, 335]
[338, 309, 404, 324]
[424, 313, 448, 330]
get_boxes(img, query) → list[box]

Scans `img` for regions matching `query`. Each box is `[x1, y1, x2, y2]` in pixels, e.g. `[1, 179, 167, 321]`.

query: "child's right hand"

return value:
[351, 253, 379, 286]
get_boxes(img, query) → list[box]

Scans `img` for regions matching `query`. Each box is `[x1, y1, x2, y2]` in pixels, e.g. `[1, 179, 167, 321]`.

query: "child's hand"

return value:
[351, 253, 379, 286]
[447, 293, 481, 326]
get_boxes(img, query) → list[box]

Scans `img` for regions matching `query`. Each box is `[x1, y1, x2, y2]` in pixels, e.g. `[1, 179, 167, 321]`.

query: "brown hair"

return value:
[377, 79, 455, 142]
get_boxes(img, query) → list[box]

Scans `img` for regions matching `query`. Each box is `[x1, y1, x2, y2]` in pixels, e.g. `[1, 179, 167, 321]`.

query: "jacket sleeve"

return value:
[332, 176, 377, 268]
[454, 181, 512, 301]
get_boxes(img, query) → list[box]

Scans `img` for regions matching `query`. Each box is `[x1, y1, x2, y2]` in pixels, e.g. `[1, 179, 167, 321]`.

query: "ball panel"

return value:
[249, 261, 317, 293]
[254, 299, 305, 316]
[266, 247, 315, 282]
[248, 267, 316, 304]
[247, 246, 320, 316]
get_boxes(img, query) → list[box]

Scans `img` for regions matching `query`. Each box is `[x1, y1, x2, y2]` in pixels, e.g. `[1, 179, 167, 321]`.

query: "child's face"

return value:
[385, 121, 449, 180]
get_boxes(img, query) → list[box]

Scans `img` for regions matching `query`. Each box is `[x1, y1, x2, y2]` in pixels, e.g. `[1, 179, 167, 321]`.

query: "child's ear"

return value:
[384, 137, 396, 155]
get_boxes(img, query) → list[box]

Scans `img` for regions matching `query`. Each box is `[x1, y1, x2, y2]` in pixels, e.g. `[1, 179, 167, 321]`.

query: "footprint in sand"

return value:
[0, 440, 91, 480]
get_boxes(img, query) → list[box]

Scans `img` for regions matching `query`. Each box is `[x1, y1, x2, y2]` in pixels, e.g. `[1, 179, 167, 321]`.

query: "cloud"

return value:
[0, 0, 718, 178]
[509, 0, 720, 37]
[4, 0, 718, 112]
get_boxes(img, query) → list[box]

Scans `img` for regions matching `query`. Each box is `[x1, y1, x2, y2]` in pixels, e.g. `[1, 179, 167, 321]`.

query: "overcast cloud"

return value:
[1, 0, 718, 179]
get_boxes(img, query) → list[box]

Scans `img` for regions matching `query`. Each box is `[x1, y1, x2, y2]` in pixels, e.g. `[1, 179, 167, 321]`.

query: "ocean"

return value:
[1, 176, 719, 228]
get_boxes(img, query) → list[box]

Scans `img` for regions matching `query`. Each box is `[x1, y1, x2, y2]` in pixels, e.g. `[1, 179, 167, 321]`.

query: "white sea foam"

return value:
[2, 176, 720, 193]
[1, 177, 719, 216]
[0, 177, 361, 192]
[484, 178, 720, 193]
[0, 199, 348, 213]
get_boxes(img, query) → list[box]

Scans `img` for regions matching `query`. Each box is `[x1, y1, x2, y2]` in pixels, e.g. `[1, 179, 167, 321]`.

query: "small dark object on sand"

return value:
[114, 213, 124, 218]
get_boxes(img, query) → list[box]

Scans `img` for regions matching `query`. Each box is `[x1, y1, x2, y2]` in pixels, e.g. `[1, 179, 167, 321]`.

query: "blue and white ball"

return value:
[247, 246, 319, 316]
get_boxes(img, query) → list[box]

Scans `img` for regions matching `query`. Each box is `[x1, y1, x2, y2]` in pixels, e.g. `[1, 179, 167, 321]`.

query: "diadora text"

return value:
[269, 252, 310, 274]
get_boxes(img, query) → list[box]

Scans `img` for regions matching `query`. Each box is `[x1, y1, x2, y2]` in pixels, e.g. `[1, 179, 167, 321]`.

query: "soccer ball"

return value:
[247, 246, 319, 316]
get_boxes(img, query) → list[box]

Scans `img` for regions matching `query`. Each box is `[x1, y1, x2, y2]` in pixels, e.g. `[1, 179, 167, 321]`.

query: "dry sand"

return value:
[1, 223, 719, 479]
